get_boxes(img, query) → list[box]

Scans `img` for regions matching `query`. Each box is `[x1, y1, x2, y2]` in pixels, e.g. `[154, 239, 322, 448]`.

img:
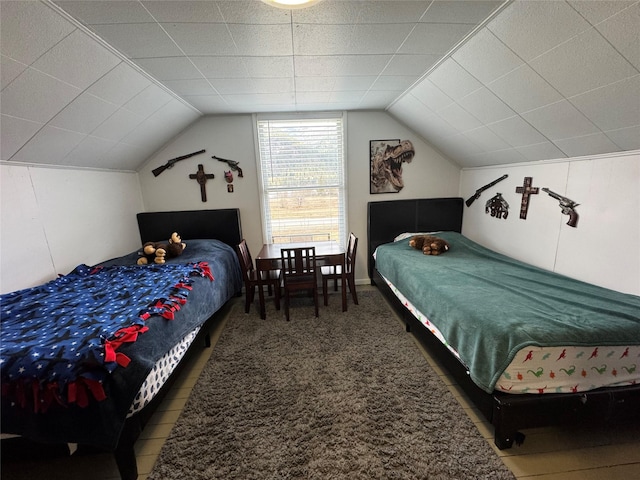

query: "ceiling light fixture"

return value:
[261, 0, 323, 9]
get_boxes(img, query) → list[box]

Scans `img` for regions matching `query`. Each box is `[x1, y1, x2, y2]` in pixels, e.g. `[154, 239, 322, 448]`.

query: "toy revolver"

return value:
[542, 188, 579, 227]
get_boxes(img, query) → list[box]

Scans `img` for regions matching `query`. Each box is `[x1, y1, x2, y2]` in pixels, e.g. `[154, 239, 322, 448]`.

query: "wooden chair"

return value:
[280, 247, 318, 321]
[322, 232, 358, 306]
[236, 240, 280, 318]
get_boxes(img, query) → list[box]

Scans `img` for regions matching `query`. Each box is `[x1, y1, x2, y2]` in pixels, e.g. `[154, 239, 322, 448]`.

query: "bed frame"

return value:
[105, 208, 244, 479]
[367, 197, 640, 450]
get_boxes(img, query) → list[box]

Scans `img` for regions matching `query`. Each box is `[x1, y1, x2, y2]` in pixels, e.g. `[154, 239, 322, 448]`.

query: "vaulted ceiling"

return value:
[1, 0, 639, 171]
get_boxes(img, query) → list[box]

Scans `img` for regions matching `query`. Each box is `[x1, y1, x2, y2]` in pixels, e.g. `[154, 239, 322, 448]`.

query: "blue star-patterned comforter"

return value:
[0, 239, 242, 449]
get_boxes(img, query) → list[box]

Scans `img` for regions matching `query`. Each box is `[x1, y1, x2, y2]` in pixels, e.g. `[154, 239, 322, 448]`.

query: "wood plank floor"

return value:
[3, 287, 639, 479]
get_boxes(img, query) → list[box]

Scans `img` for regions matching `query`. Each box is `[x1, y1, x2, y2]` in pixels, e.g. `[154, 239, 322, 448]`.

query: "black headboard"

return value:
[367, 197, 463, 279]
[137, 208, 242, 248]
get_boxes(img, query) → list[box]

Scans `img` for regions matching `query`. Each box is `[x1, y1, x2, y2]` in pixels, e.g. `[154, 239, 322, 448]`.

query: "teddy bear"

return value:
[408, 234, 450, 255]
[137, 232, 186, 265]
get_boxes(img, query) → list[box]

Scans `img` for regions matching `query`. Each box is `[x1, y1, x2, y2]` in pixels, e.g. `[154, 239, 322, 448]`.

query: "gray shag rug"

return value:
[149, 290, 515, 480]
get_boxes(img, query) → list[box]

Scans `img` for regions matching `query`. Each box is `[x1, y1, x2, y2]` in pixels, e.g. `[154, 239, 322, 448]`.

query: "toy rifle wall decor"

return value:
[465, 174, 508, 207]
[152, 149, 205, 177]
[542, 188, 579, 227]
[213, 156, 243, 177]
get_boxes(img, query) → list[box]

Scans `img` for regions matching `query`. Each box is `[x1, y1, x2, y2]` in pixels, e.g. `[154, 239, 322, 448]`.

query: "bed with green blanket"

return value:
[367, 197, 640, 450]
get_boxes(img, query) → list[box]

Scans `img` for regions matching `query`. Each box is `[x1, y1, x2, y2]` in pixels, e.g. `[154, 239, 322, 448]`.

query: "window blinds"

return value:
[256, 116, 346, 245]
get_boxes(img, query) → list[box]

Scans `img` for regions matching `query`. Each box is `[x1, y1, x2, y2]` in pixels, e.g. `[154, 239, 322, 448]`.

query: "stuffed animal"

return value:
[408, 234, 450, 256]
[137, 232, 186, 265]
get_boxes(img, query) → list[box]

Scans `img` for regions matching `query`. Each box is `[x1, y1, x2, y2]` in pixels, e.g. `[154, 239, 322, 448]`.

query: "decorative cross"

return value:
[189, 164, 215, 202]
[515, 176, 539, 219]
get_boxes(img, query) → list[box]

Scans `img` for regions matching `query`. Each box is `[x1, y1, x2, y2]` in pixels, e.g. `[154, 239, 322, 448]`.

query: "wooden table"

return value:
[256, 240, 347, 313]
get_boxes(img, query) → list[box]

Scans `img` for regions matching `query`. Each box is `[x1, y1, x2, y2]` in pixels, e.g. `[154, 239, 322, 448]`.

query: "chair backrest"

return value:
[236, 239, 254, 281]
[280, 247, 316, 282]
[346, 233, 358, 273]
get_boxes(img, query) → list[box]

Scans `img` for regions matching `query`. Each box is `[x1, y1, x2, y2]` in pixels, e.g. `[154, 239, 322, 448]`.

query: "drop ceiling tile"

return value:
[603, 125, 640, 150]
[87, 62, 151, 106]
[54, 1, 153, 24]
[384, 54, 442, 76]
[208, 78, 255, 95]
[522, 100, 599, 141]
[515, 141, 567, 162]
[104, 142, 147, 171]
[163, 79, 216, 96]
[228, 24, 293, 56]
[0, 114, 43, 160]
[419, 109, 461, 138]
[31, 30, 120, 90]
[254, 78, 295, 94]
[181, 94, 227, 113]
[554, 132, 621, 158]
[429, 59, 483, 101]
[457, 87, 515, 124]
[294, 1, 429, 24]
[161, 23, 237, 56]
[410, 79, 454, 111]
[63, 135, 116, 167]
[295, 24, 412, 56]
[190, 56, 249, 78]
[1, 55, 28, 90]
[294, 91, 331, 104]
[141, 1, 224, 23]
[244, 56, 295, 78]
[487, 64, 563, 114]
[371, 76, 416, 91]
[330, 90, 366, 103]
[1, 1, 75, 65]
[487, 115, 548, 147]
[487, 0, 591, 61]
[294, 55, 392, 77]
[529, 27, 637, 98]
[359, 90, 403, 107]
[571, 75, 640, 131]
[567, 0, 635, 25]
[10, 125, 86, 165]
[135, 57, 203, 81]
[223, 92, 295, 106]
[452, 28, 523, 84]
[463, 125, 511, 152]
[49, 93, 119, 134]
[0, 68, 81, 123]
[295, 76, 337, 92]
[91, 108, 145, 142]
[477, 147, 528, 165]
[437, 102, 483, 132]
[433, 134, 484, 159]
[90, 24, 182, 58]
[122, 85, 173, 117]
[401, 23, 475, 55]
[422, 1, 503, 24]
[594, 2, 640, 70]
[219, 0, 291, 24]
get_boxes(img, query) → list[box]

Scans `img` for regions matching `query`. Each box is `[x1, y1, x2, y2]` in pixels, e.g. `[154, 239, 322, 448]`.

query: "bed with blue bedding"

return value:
[368, 198, 640, 450]
[1, 209, 243, 480]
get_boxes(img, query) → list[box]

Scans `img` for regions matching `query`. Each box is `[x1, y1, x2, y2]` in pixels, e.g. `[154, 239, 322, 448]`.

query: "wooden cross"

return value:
[515, 176, 539, 219]
[189, 164, 215, 202]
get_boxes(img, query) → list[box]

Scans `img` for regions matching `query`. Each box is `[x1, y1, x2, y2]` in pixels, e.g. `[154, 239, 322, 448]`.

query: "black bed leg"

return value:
[114, 421, 140, 480]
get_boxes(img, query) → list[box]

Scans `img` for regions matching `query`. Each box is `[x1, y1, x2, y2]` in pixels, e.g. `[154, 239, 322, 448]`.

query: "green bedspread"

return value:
[375, 232, 640, 393]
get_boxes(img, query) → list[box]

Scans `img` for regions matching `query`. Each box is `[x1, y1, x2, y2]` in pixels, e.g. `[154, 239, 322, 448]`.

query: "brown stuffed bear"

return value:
[408, 234, 450, 255]
[137, 232, 186, 265]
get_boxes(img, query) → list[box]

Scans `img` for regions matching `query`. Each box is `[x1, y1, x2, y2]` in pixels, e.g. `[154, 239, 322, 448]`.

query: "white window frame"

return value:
[253, 111, 348, 246]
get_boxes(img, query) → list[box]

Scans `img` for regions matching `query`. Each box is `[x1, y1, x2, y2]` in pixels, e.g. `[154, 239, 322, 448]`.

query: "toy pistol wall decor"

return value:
[542, 188, 579, 227]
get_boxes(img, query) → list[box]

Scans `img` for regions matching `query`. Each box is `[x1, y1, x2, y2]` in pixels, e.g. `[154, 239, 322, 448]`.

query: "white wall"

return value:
[138, 111, 462, 284]
[460, 151, 640, 295]
[0, 164, 144, 294]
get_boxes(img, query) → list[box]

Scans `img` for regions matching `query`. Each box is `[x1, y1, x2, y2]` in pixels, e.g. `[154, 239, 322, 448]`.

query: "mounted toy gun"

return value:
[466, 174, 508, 207]
[152, 149, 205, 177]
[213, 156, 243, 177]
[542, 188, 579, 227]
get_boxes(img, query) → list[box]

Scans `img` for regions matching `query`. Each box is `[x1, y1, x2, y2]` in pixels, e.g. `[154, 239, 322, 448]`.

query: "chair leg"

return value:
[313, 287, 319, 318]
[245, 285, 255, 313]
[348, 275, 358, 305]
[284, 291, 290, 321]
[322, 277, 329, 306]
[274, 282, 281, 310]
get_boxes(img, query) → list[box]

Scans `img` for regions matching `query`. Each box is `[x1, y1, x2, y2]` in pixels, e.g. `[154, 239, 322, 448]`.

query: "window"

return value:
[255, 113, 347, 245]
